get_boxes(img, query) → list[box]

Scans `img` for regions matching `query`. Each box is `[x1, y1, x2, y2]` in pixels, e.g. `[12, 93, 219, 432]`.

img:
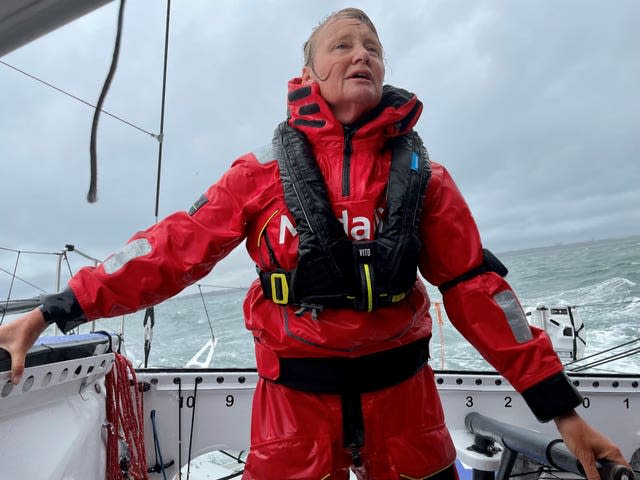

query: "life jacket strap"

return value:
[273, 337, 430, 467]
[259, 269, 291, 305]
[274, 337, 430, 394]
[341, 390, 365, 466]
[438, 248, 509, 293]
[267, 123, 430, 313]
[259, 266, 412, 311]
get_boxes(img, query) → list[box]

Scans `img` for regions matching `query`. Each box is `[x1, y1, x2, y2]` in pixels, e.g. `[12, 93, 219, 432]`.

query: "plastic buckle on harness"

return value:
[391, 292, 407, 303]
[270, 272, 289, 305]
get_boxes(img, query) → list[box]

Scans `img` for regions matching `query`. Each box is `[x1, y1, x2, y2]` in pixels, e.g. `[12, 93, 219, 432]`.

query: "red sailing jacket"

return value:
[68, 78, 578, 418]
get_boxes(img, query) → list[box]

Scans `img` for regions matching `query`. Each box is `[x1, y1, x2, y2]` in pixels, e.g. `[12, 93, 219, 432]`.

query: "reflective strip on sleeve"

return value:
[493, 290, 533, 343]
[103, 238, 153, 274]
[188, 194, 209, 215]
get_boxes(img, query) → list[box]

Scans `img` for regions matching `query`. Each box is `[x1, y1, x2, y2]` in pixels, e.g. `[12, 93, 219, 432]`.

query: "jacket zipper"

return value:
[342, 126, 354, 197]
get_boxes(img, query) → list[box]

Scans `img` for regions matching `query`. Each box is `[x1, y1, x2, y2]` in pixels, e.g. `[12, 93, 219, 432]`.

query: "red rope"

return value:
[105, 352, 148, 480]
[434, 301, 446, 369]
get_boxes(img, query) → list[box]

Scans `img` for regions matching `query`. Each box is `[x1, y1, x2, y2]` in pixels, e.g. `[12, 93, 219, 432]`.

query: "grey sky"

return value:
[1, 0, 639, 297]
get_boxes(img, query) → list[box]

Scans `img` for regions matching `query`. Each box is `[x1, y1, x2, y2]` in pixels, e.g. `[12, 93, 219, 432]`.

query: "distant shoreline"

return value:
[498, 233, 640, 256]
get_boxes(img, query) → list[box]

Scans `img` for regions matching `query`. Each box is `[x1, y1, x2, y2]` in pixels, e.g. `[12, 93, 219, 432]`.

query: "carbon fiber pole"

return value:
[465, 412, 635, 480]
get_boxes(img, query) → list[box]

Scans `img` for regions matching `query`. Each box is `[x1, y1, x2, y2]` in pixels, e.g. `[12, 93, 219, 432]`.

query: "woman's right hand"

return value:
[0, 308, 48, 385]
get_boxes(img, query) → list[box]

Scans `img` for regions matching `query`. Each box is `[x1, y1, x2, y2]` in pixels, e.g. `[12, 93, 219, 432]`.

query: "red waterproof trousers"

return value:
[243, 365, 457, 480]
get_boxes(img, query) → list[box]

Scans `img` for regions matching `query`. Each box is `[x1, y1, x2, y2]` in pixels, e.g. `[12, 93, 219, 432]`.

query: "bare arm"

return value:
[0, 308, 48, 385]
[555, 410, 631, 480]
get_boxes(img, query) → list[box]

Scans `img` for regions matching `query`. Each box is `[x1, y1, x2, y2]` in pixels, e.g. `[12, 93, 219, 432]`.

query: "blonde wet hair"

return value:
[303, 8, 382, 68]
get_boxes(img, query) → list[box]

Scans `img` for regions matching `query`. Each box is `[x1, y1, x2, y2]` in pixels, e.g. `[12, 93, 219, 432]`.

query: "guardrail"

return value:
[465, 412, 635, 480]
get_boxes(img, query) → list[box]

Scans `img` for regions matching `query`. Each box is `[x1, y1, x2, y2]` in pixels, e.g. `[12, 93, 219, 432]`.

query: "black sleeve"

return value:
[40, 287, 88, 334]
[521, 372, 582, 422]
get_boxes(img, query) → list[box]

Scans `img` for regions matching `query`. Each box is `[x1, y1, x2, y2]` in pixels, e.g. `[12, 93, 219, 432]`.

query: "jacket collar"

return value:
[286, 77, 423, 145]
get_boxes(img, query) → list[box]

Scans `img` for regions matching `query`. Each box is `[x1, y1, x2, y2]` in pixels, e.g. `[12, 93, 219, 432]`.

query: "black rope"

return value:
[88, 0, 127, 203]
[186, 377, 202, 480]
[219, 450, 247, 464]
[154, 0, 172, 221]
[0, 251, 20, 326]
[92, 330, 114, 353]
[0, 60, 156, 138]
[149, 410, 170, 480]
[174, 377, 183, 480]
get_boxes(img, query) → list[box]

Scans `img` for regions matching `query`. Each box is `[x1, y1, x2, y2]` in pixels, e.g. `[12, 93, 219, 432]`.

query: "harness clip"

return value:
[270, 272, 289, 304]
[295, 303, 324, 320]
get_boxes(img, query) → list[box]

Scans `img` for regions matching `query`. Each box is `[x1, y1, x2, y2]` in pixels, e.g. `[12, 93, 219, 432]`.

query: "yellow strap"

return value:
[270, 272, 289, 304]
[363, 264, 373, 312]
[257, 209, 279, 247]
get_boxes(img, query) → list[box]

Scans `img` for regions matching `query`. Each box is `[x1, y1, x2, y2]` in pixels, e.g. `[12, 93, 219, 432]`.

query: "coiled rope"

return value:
[105, 352, 148, 480]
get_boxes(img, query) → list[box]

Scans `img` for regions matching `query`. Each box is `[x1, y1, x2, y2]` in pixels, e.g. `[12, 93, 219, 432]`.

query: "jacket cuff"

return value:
[521, 371, 582, 422]
[39, 287, 88, 334]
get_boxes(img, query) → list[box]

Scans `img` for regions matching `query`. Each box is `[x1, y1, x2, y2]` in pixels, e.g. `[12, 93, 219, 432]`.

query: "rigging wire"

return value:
[0, 245, 105, 329]
[521, 300, 638, 311]
[88, 0, 127, 203]
[0, 60, 157, 139]
[0, 251, 20, 326]
[0, 246, 60, 255]
[197, 283, 249, 291]
[568, 346, 640, 373]
[0, 245, 102, 296]
[576, 364, 640, 376]
[143, 0, 173, 369]
[0, 266, 47, 293]
[154, 0, 172, 222]
[564, 337, 640, 373]
[62, 251, 74, 278]
[186, 377, 202, 480]
[1, 239, 637, 372]
[565, 337, 640, 368]
[197, 284, 216, 342]
[174, 377, 183, 480]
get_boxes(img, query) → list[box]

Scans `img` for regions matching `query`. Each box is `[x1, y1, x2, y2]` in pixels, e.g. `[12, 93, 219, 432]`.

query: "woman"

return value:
[0, 8, 628, 480]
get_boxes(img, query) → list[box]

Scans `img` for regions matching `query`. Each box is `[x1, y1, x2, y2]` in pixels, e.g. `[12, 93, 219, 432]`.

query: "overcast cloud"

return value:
[1, 0, 638, 297]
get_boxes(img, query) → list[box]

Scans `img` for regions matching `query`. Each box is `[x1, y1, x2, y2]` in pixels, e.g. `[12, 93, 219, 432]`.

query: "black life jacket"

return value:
[259, 121, 431, 312]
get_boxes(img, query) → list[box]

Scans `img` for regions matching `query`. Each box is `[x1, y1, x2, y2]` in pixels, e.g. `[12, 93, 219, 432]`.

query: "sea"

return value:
[92, 235, 640, 374]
